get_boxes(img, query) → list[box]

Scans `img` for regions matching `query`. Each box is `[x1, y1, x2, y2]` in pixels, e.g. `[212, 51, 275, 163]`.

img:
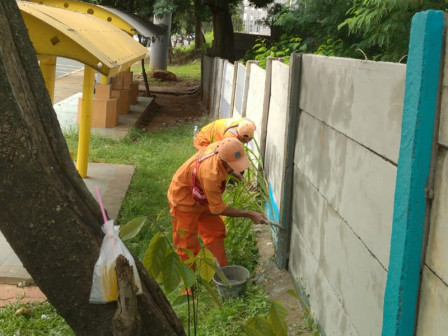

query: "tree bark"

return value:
[0, 1, 184, 335]
[204, 0, 235, 62]
[113, 255, 141, 336]
[193, 0, 205, 50]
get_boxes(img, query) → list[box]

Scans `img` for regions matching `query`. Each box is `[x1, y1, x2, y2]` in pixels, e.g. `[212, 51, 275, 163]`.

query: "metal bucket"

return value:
[212, 265, 250, 299]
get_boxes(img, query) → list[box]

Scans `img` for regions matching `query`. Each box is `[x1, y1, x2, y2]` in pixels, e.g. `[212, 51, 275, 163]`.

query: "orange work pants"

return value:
[170, 207, 228, 267]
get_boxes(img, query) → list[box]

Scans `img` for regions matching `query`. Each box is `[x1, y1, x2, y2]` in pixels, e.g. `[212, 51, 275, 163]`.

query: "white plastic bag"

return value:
[89, 220, 143, 304]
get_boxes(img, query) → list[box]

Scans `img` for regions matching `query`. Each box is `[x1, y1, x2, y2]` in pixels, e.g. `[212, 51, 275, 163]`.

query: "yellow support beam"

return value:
[38, 55, 56, 103]
[76, 65, 95, 178]
[100, 75, 109, 85]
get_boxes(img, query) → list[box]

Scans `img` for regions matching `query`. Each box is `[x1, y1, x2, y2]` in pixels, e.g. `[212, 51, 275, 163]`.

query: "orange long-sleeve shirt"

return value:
[193, 118, 245, 150]
[168, 142, 228, 214]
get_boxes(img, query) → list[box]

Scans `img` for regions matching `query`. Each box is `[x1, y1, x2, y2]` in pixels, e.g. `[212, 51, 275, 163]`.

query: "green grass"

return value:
[0, 302, 75, 335]
[130, 49, 202, 84]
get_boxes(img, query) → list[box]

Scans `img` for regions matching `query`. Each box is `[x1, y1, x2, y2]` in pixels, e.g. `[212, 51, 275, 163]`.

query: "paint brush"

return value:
[265, 219, 286, 230]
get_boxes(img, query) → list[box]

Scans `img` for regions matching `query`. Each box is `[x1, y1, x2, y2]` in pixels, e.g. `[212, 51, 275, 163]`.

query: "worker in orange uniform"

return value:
[168, 137, 267, 268]
[193, 117, 256, 151]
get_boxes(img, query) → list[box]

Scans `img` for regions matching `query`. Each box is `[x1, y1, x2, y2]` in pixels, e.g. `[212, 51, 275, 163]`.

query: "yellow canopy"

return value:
[18, 1, 147, 77]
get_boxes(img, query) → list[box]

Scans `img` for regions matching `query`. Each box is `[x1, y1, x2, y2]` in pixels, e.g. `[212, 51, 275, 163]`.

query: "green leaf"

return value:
[246, 316, 274, 336]
[242, 324, 267, 336]
[119, 216, 147, 241]
[171, 294, 189, 308]
[162, 252, 182, 294]
[196, 248, 215, 282]
[267, 301, 288, 336]
[181, 264, 196, 289]
[200, 278, 222, 307]
[142, 232, 168, 279]
[286, 288, 299, 300]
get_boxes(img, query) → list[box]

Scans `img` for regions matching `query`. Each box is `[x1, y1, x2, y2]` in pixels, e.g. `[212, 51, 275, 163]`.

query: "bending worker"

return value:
[168, 137, 267, 267]
[194, 117, 256, 150]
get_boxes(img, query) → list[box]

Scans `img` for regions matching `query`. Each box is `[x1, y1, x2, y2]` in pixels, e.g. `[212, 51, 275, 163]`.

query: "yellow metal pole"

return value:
[76, 65, 95, 178]
[38, 55, 56, 103]
[100, 74, 108, 84]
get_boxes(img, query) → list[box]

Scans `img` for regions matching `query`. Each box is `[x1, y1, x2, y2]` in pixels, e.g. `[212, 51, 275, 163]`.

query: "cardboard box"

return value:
[111, 89, 130, 115]
[77, 97, 119, 128]
[130, 82, 139, 105]
[91, 98, 119, 128]
[121, 71, 133, 89]
[95, 84, 112, 99]
[110, 76, 124, 90]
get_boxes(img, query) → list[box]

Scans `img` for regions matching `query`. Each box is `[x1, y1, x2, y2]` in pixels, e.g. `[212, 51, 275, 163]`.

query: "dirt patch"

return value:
[136, 82, 206, 131]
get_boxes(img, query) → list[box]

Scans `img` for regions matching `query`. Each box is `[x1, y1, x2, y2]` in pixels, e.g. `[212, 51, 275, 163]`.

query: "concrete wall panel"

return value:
[210, 58, 224, 119]
[246, 64, 266, 159]
[264, 60, 290, 211]
[425, 148, 448, 283]
[295, 112, 395, 269]
[300, 55, 405, 164]
[219, 61, 234, 118]
[202, 55, 213, 110]
[416, 267, 448, 336]
[233, 63, 246, 119]
[290, 169, 387, 336]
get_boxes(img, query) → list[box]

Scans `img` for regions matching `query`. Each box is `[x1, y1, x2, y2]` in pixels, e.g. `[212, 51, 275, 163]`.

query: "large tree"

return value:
[0, 1, 184, 335]
[203, 0, 273, 62]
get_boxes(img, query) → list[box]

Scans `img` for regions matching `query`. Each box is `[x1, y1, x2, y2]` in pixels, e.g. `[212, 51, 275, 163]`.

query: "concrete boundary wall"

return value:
[245, 62, 266, 157]
[218, 61, 234, 118]
[415, 12, 448, 334]
[232, 62, 246, 118]
[201, 33, 446, 333]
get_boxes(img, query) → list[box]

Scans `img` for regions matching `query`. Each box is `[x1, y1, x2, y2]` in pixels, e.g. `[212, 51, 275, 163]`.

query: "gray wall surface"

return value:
[415, 34, 448, 335]
[202, 52, 446, 336]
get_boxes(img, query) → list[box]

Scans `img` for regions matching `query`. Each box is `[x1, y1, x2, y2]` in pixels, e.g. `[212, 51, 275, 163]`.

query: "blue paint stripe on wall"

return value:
[265, 181, 280, 224]
[382, 10, 444, 336]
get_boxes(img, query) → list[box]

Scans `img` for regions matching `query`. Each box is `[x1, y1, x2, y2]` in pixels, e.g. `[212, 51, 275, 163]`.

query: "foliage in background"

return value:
[243, 35, 303, 68]
[246, 0, 448, 64]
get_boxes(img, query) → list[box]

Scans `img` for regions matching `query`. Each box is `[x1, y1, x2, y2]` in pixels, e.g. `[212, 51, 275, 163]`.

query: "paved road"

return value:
[56, 57, 83, 78]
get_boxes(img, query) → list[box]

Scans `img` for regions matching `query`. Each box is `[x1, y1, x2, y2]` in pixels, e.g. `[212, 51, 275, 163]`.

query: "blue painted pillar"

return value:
[382, 10, 444, 336]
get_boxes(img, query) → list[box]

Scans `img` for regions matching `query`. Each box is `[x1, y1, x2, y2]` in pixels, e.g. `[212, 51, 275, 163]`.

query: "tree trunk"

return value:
[0, 1, 184, 335]
[193, 0, 204, 50]
[205, 0, 235, 62]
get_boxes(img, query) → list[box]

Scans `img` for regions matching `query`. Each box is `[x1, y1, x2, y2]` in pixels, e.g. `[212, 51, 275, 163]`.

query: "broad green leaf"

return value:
[246, 316, 274, 336]
[200, 278, 222, 307]
[181, 264, 196, 289]
[242, 324, 267, 336]
[142, 232, 168, 279]
[213, 264, 231, 287]
[119, 216, 147, 241]
[267, 301, 288, 336]
[196, 248, 215, 282]
[162, 252, 182, 294]
[171, 294, 189, 308]
[286, 288, 299, 299]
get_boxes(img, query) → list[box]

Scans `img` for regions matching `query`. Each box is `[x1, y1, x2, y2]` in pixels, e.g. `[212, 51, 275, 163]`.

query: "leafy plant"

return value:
[243, 35, 304, 68]
[243, 301, 288, 336]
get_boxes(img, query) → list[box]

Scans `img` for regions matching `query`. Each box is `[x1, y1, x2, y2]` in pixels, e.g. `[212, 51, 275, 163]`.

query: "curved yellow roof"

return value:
[25, 0, 136, 35]
[18, 1, 147, 76]
[25, 0, 165, 38]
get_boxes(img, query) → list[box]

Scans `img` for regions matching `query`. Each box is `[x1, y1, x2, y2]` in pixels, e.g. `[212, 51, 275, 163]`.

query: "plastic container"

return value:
[193, 125, 199, 140]
[212, 265, 250, 299]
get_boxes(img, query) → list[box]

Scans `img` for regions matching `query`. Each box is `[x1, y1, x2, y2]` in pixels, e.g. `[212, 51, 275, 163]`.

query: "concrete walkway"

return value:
[0, 70, 151, 307]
